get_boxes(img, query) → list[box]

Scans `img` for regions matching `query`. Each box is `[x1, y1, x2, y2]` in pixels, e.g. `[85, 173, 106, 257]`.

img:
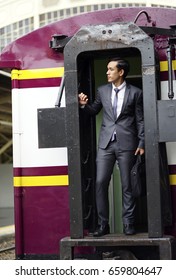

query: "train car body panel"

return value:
[0, 7, 176, 258]
[10, 68, 69, 258]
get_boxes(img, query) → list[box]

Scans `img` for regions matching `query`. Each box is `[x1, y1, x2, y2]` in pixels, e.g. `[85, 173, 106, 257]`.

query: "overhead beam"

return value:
[0, 86, 11, 93]
[0, 70, 11, 78]
[0, 139, 12, 155]
[0, 114, 12, 122]
[0, 105, 12, 114]
[0, 133, 9, 141]
[0, 96, 11, 104]
[0, 120, 12, 127]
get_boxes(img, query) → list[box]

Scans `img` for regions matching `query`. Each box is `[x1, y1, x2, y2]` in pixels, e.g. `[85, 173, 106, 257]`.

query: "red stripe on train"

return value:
[13, 166, 68, 176]
[12, 77, 62, 88]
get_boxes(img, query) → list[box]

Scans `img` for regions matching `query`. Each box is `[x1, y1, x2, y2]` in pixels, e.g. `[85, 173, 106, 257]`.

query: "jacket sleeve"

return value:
[135, 90, 145, 149]
[82, 88, 103, 116]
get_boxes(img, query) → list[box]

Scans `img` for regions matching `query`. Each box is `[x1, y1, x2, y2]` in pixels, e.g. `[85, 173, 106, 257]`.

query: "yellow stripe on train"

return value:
[10, 61, 176, 80]
[169, 175, 176, 186]
[11, 67, 64, 80]
[160, 60, 176, 72]
[14, 175, 68, 187]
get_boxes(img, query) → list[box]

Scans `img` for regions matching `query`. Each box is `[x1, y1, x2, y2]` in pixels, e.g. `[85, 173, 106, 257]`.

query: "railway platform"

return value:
[0, 207, 15, 260]
[0, 207, 14, 237]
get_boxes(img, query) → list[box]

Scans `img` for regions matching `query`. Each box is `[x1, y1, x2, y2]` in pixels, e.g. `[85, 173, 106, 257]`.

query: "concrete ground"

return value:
[0, 207, 15, 260]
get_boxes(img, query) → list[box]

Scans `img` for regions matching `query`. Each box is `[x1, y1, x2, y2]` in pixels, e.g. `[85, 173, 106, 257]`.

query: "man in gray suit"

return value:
[79, 57, 144, 236]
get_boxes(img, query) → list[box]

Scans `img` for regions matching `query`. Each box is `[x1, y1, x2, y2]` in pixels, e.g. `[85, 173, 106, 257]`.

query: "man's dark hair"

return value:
[108, 57, 130, 78]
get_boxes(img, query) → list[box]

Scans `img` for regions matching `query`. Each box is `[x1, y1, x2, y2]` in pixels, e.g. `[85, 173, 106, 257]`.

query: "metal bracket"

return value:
[49, 34, 72, 51]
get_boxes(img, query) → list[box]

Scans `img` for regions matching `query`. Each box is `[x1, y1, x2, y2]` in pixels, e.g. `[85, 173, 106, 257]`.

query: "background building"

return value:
[0, 0, 175, 227]
[0, 0, 176, 53]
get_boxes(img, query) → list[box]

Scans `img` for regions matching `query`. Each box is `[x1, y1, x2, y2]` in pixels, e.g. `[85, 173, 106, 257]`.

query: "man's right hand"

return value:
[78, 93, 88, 105]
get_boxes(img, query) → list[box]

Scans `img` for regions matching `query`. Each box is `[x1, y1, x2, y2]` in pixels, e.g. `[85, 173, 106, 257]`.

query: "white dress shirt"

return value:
[111, 81, 126, 118]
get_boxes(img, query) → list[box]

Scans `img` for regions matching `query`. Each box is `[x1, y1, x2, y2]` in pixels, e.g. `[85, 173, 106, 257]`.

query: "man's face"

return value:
[106, 61, 124, 84]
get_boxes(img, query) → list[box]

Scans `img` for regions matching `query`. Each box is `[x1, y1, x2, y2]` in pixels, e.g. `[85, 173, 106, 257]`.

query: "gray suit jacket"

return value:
[84, 83, 144, 150]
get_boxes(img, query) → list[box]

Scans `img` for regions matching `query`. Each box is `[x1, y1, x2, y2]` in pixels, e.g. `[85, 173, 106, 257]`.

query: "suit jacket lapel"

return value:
[117, 84, 130, 120]
[106, 84, 114, 118]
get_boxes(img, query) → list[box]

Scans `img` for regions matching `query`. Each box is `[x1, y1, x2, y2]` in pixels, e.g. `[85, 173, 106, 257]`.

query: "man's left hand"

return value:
[135, 148, 145, 155]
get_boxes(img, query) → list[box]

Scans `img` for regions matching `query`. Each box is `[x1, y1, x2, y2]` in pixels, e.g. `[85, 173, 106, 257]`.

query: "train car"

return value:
[0, 7, 176, 260]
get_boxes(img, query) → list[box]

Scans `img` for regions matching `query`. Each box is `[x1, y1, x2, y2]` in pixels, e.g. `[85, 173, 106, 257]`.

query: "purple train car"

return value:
[0, 7, 176, 259]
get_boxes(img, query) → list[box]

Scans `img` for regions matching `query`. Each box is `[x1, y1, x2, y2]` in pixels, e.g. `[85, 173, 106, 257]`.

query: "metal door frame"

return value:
[64, 22, 161, 238]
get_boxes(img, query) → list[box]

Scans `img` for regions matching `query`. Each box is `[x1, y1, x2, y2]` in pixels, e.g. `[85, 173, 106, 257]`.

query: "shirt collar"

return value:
[112, 81, 126, 91]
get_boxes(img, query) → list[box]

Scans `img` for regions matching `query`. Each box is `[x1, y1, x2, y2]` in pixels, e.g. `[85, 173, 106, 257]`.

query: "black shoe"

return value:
[123, 224, 135, 235]
[93, 224, 110, 237]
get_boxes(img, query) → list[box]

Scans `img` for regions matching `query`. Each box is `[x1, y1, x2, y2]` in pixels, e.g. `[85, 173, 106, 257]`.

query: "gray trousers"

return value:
[96, 140, 136, 226]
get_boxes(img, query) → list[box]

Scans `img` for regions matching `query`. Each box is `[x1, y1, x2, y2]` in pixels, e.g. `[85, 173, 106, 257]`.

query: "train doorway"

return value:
[76, 50, 147, 236]
[64, 22, 158, 239]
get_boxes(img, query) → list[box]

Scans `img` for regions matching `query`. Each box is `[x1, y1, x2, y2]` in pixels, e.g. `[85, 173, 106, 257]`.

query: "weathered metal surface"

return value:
[158, 100, 176, 142]
[60, 233, 175, 260]
[38, 108, 67, 148]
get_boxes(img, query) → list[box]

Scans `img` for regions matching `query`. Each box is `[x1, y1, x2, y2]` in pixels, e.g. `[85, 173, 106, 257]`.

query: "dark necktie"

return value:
[113, 88, 119, 118]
